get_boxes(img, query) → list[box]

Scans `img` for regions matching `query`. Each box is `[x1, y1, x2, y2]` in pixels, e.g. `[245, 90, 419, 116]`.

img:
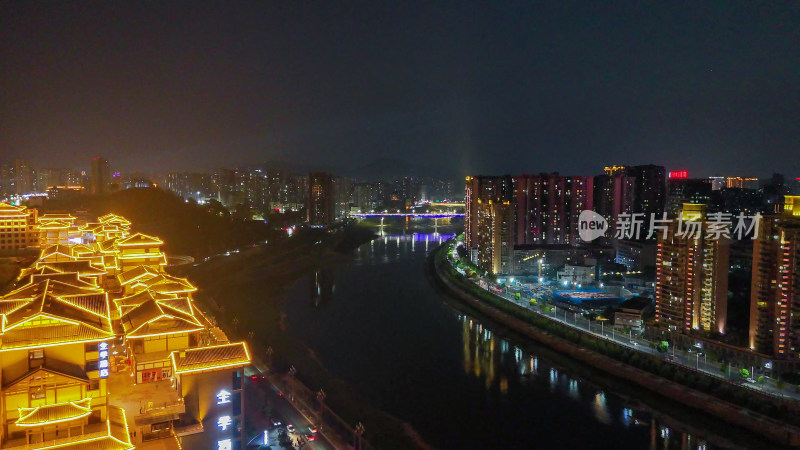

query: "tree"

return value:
[515, 292, 521, 300]
[757, 375, 766, 385]
[657, 341, 669, 354]
[739, 368, 750, 379]
[777, 379, 786, 396]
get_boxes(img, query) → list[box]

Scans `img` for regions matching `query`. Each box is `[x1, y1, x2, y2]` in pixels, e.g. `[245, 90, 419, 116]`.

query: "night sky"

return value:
[2, 1, 799, 178]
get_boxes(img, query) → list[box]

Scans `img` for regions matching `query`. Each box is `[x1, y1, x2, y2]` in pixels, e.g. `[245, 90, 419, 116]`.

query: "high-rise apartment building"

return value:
[666, 178, 713, 217]
[655, 204, 729, 334]
[514, 173, 593, 246]
[12, 158, 34, 195]
[91, 157, 111, 195]
[628, 164, 666, 226]
[749, 196, 800, 357]
[465, 175, 515, 273]
[308, 172, 335, 226]
[726, 176, 759, 190]
[594, 169, 635, 229]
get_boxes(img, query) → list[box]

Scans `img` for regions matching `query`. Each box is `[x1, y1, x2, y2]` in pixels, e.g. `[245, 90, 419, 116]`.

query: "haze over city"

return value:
[2, 1, 799, 178]
[2, 2, 800, 450]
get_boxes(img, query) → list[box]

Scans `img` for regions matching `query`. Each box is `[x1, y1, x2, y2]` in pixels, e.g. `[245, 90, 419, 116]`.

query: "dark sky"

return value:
[2, 1, 799, 178]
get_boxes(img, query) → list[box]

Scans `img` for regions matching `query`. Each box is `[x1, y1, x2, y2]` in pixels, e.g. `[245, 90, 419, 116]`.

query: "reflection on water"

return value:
[282, 226, 742, 450]
[311, 268, 335, 307]
[457, 311, 719, 449]
[356, 233, 455, 266]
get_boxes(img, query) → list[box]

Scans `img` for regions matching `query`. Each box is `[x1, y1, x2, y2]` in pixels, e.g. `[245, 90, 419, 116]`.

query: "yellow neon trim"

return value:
[55, 293, 112, 319]
[3, 313, 82, 332]
[170, 342, 251, 373]
[126, 327, 204, 339]
[173, 359, 251, 374]
[17, 399, 93, 426]
[0, 336, 112, 352]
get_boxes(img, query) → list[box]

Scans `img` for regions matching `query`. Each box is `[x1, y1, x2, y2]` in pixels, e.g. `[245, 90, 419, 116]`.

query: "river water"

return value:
[279, 223, 740, 449]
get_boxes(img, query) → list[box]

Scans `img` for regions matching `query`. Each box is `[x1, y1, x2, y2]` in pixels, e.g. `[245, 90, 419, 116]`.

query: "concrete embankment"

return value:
[428, 245, 800, 448]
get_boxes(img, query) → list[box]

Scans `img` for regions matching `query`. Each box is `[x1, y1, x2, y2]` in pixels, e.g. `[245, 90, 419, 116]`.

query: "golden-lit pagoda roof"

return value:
[99, 213, 132, 226]
[2, 279, 103, 301]
[116, 265, 161, 286]
[38, 212, 76, 221]
[3, 363, 90, 390]
[132, 274, 196, 294]
[71, 244, 96, 257]
[37, 219, 72, 230]
[157, 296, 194, 316]
[0, 202, 29, 217]
[117, 232, 163, 247]
[171, 342, 251, 374]
[17, 398, 92, 426]
[113, 290, 176, 316]
[39, 259, 107, 276]
[40, 244, 77, 260]
[29, 270, 99, 288]
[11, 406, 134, 449]
[0, 280, 113, 350]
[80, 222, 103, 232]
[120, 299, 203, 338]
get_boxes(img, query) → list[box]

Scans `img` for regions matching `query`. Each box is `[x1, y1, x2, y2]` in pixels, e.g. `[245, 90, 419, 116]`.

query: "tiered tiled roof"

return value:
[0, 202, 30, 217]
[117, 232, 163, 247]
[120, 299, 203, 338]
[171, 342, 251, 374]
[16, 398, 92, 426]
[0, 279, 113, 350]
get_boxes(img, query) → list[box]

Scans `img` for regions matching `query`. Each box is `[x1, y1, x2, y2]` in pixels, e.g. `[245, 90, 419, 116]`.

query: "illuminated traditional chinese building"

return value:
[114, 233, 167, 273]
[0, 203, 38, 251]
[36, 213, 77, 247]
[0, 212, 250, 449]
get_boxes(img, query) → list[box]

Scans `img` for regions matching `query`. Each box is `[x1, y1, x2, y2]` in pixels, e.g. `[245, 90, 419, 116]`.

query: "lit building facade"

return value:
[0, 211, 251, 449]
[465, 175, 515, 273]
[0, 203, 38, 251]
[514, 173, 593, 246]
[749, 196, 800, 358]
[654, 204, 729, 334]
[308, 172, 335, 226]
[90, 157, 111, 196]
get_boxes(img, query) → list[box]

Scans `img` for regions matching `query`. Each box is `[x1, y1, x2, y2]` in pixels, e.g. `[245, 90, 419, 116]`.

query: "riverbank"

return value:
[429, 242, 800, 448]
[183, 224, 429, 449]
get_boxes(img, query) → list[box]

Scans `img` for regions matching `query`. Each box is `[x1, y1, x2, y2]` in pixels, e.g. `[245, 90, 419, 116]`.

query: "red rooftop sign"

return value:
[669, 170, 688, 179]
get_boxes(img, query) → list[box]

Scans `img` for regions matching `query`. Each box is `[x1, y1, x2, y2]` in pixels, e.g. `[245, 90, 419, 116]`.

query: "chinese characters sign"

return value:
[98, 342, 109, 378]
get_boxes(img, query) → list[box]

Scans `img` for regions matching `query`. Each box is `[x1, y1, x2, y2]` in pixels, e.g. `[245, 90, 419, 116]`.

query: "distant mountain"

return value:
[253, 157, 457, 181]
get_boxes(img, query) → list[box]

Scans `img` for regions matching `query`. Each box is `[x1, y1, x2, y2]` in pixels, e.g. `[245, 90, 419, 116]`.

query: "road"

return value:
[448, 241, 798, 400]
[244, 364, 336, 450]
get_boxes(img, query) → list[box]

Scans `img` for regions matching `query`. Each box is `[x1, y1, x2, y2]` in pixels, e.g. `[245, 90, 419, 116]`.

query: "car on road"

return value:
[306, 433, 316, 441]
[308, 426, 318, 434]
[286, 424, 296, 433]
[270, 418, 282, 427]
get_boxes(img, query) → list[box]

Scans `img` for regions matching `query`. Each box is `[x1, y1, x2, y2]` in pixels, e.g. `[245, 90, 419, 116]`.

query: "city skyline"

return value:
[2, 2, 799, 178]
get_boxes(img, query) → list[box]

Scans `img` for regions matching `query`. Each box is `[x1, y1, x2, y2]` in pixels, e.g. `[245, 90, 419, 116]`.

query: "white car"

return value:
[286, 424, 296, 433]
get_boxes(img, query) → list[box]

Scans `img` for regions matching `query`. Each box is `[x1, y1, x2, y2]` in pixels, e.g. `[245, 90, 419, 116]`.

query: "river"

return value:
[277, 222, 744, 449]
